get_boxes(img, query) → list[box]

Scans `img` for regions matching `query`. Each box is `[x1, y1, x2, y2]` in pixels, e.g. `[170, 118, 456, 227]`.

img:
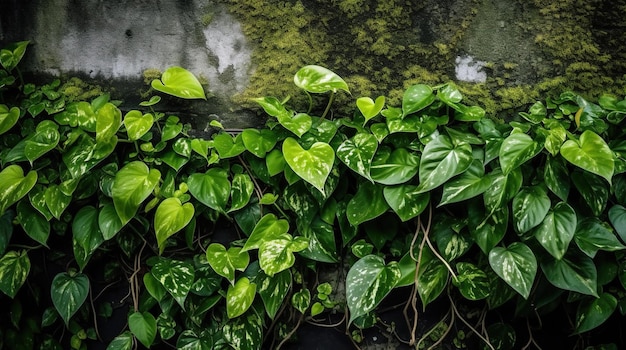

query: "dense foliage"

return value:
[2, 41, 626, 349]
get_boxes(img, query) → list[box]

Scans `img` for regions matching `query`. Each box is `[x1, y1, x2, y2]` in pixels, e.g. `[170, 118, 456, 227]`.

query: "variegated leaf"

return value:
[282, 137, 334, 195]
[488, 242, 537, 299]
[206, 243, 250, 283]
[336, 133, 378, 181]
[226, 277, 256, 319]
[258, 234, 308, 276]
[416, 135, 473, 193]
[151, 258, 195, 308]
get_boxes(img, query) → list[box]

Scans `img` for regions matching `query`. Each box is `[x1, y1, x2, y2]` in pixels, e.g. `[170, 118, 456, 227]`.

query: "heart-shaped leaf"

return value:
[258, 270, 292, 319]
[282, 137, 334, 195]
[347, 182, 389, 226]
[416, 135, 473, 193]
[226, 277, 257, 319]
[213, 133, 246, 158]
[123, 110, 154, 141]
[24, 120, 60, 162]
[242, 128, 277, 158]
[294, 65, 349, 94]
[242, 214, 290, 251]
[483, 168, 522, 215]
[356, 96, 385, 124]
[540, 250, 598, 297]
[229, 173, 254, 212]
[402, 84, 435, 117]
[72, 206, 104, 271]
[95, 102, 122, 143]
[0, 165, 38, 214]
[16, 200, 50, 247]
[574, 218, 626, 258]
[383, 184, 430, 222]
[98, 203, 123, 240]
[575, 292, 617, 334]
[544, 155, 570, 201]
[206, 243, 250, 283]
[512, 186, 551, 234]
[151, 258, 195, 307]
[438, 83, 463, 105]
[0, 250, 30, 298]
[187, 168, 231, 214]
[128, 312, 157, 348]
[370, 147, 419, 185]
[259, 234, 308, 276]
[453, 262, 490, 300]
[417, 257, 449, 309]
[0, 41, 28, 71]
[488, 243, 537, 299]
[51, 271, 89, 326]
[499, 132, 543, 175]
[151, 66, 206, 99]
[337, 133, 378, 181]
[0, 105, 20, 135]
[155, 198, 195, 254]
[111, 161, 161, 225]
[560, 130, 614, 184]
[534, 202, 577, 260]
[439, 160, 493, 205]
[253, 97, 312, 137]
[346, 255, 401, 324]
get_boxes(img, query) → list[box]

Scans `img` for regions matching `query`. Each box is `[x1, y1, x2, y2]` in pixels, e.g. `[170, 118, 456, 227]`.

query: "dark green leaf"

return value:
[416, 135, 473, 193]
[50, 271, 89, 326]
[337, 133, 378, 181]
[258, 270, 292, 319]
[370, 147, 419, 185]
[383, 184, 430, 222]
[16, 200, 49, 247]
[574, 218, 626, 258]
[575, 293, 617, 334]
[540, 250, 598, 297]
[534, 202, 577, 260]
[512, 186, 551, 234]
[347, 182, 389, 226]
[72, 206, 104, 270]
[488, 243, 537, 299]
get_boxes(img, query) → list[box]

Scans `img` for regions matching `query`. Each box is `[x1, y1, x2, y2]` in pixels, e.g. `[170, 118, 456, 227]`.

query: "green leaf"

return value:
[213, 133, 246, 158]
[95, 102, 122, 143]
[258, 269, 292, 319]
[574, 218, 626, 258]
[242, 128, 277, 158]
[483, 168, 522, 215]
[469, 205, 508, 254]
[575, 293, 617, 334]
[123, 110, 154, 141]
[151, 258, 195, 307]
[346, 255, 401, 324]
[608, 205, 626, 243]
[488, 243, 537, 299]
[416, 135, 473, 193]
[0, 41, 28, 71]
[0, 250, 30, 298]
[16, 200, 50, 247]
[540, 250, 598, 297]
[98, 203, 124, 240]
[337, 133, 378, 181]
[106, 331, 133, 350]
[293, 65, 349, 94]
[499, 132, 543, 175]
[283, 137, 334, 194]
[206, 243, 250, 283]
[143, 272, 167, 303]
[383, 184, 430, 222]
[347, 182, 389, 226]
[417, 258, 449, 309]
[402, 84, 435, 117]
[259, 234, 308, 276]
[534, 202, 577, 260]
[512, 186, 551, 234]
[155, 198, 195, 253]
[223, 312, 263, 350]
[571, 170, 609, 216]
[292, 288, 311, 314]
[370, 147, 419, 185]
[438, 83, 463, 104]
[439, 159, 493, 205]
[227, 277, 256, 318]
[50, 271, 90, 326]
[453, 262, 490, 300]
[432, 218, 472, 261]
[560, 130, 614, 184]
[128, 312, 157, 348]
[299, 217, 339, 263]
[0, 211, 12, 256]
[188, 168, 231, 214]
[229, 173, 254, 212]
[72, 206, 104, 270]
[242, 214, 290, 251]
[0, 105, 20, 135]
[544, 156, 570, 201]
[24, 120, 60, 162]
[151, 66, 206, 99]
[0, 165, 38, 214]
[112, 161, 161, 225]
[356, 96, 385, 124]
[44, 184, 72, 220]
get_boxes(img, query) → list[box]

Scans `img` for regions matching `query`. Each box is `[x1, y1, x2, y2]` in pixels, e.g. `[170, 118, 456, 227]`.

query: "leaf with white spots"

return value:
[154, 198, 195, 254]
[453, 262, 490, 301]
[258, 234, 308, 276]
[206, 243, 250, 284]
[416, 135, 473, 193]
[383, 184, 430, 222]
[488, 243, 537, 299]
[50, 271, 89, 326]
[575, 292, 617, 334]
[258, 269, 292, 319]
[242, 214, 290, 252]
[346, 255, 401, 324]
[223, 310, 263, 350]
[226, 277, 256, 319]
[0, 250, 30, 298]
[534, 202, 577, 260]
[512, 186, 551, 234]
[151, 258, 195, 308]
[337, 133, 378, 181]
[283, 137, 334, 195]
[499, 132, 543, 175]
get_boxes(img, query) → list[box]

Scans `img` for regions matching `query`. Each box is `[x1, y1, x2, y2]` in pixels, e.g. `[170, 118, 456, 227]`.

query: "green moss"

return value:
[219, 0, 626, 117]
[59, 77, 105, 102]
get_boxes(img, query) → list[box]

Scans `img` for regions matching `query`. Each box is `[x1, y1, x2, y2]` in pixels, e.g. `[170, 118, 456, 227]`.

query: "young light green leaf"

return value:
[416, 135, 473, 193]
[534, 202, 577, 260]
[294, 65, 349, 94]
[242, 128, 277, 158]
[346, 255, 401, 324]
[151, 66, 206, 99]
[226, 277, 257, 319]
[292, 288, 311, 314]
[242, 214, 290, 252]
[112, 161, 161, 225]
[356, 96, 385, 124]
[499, 132, 542, 175]
[0, 165, 38, 214]
[0, 250, 30, 298]
[24, 120, 60, 163]
[187, 168, 231, 214]
[128, 312, 157, 348]
[512, 186, 551, 234]
[95, 103, 122, 143]
[283, 137, 334, 195]
[229, 173, 254, 212]
[0, 105, 20, 135]
[488, 243, 537, 299]
[123, 110, 154, 141]
[155, 198, 195, 254]
[206, 243, 250, 283]
[258, 234, 308, 276]
[560, 130, 614, 184]
[336, 133, 378, 181]
[50, 271, 90, 326]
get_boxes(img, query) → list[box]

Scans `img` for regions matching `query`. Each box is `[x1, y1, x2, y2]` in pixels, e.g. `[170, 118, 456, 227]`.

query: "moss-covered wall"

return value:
[220, 0, 626, 117]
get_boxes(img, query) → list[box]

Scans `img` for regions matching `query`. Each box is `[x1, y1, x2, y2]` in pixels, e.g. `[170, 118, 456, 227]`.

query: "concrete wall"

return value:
[1, 0, 625, 127]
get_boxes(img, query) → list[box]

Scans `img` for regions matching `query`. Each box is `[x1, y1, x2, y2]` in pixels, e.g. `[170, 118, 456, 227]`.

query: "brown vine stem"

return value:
[521, 317, 543, 350]
[276, 313, 304, 350]
[447, 288, 494, 350]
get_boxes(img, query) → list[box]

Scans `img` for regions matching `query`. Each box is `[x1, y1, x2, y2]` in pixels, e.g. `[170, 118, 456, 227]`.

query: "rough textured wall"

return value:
[1, 0, 625, 124]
